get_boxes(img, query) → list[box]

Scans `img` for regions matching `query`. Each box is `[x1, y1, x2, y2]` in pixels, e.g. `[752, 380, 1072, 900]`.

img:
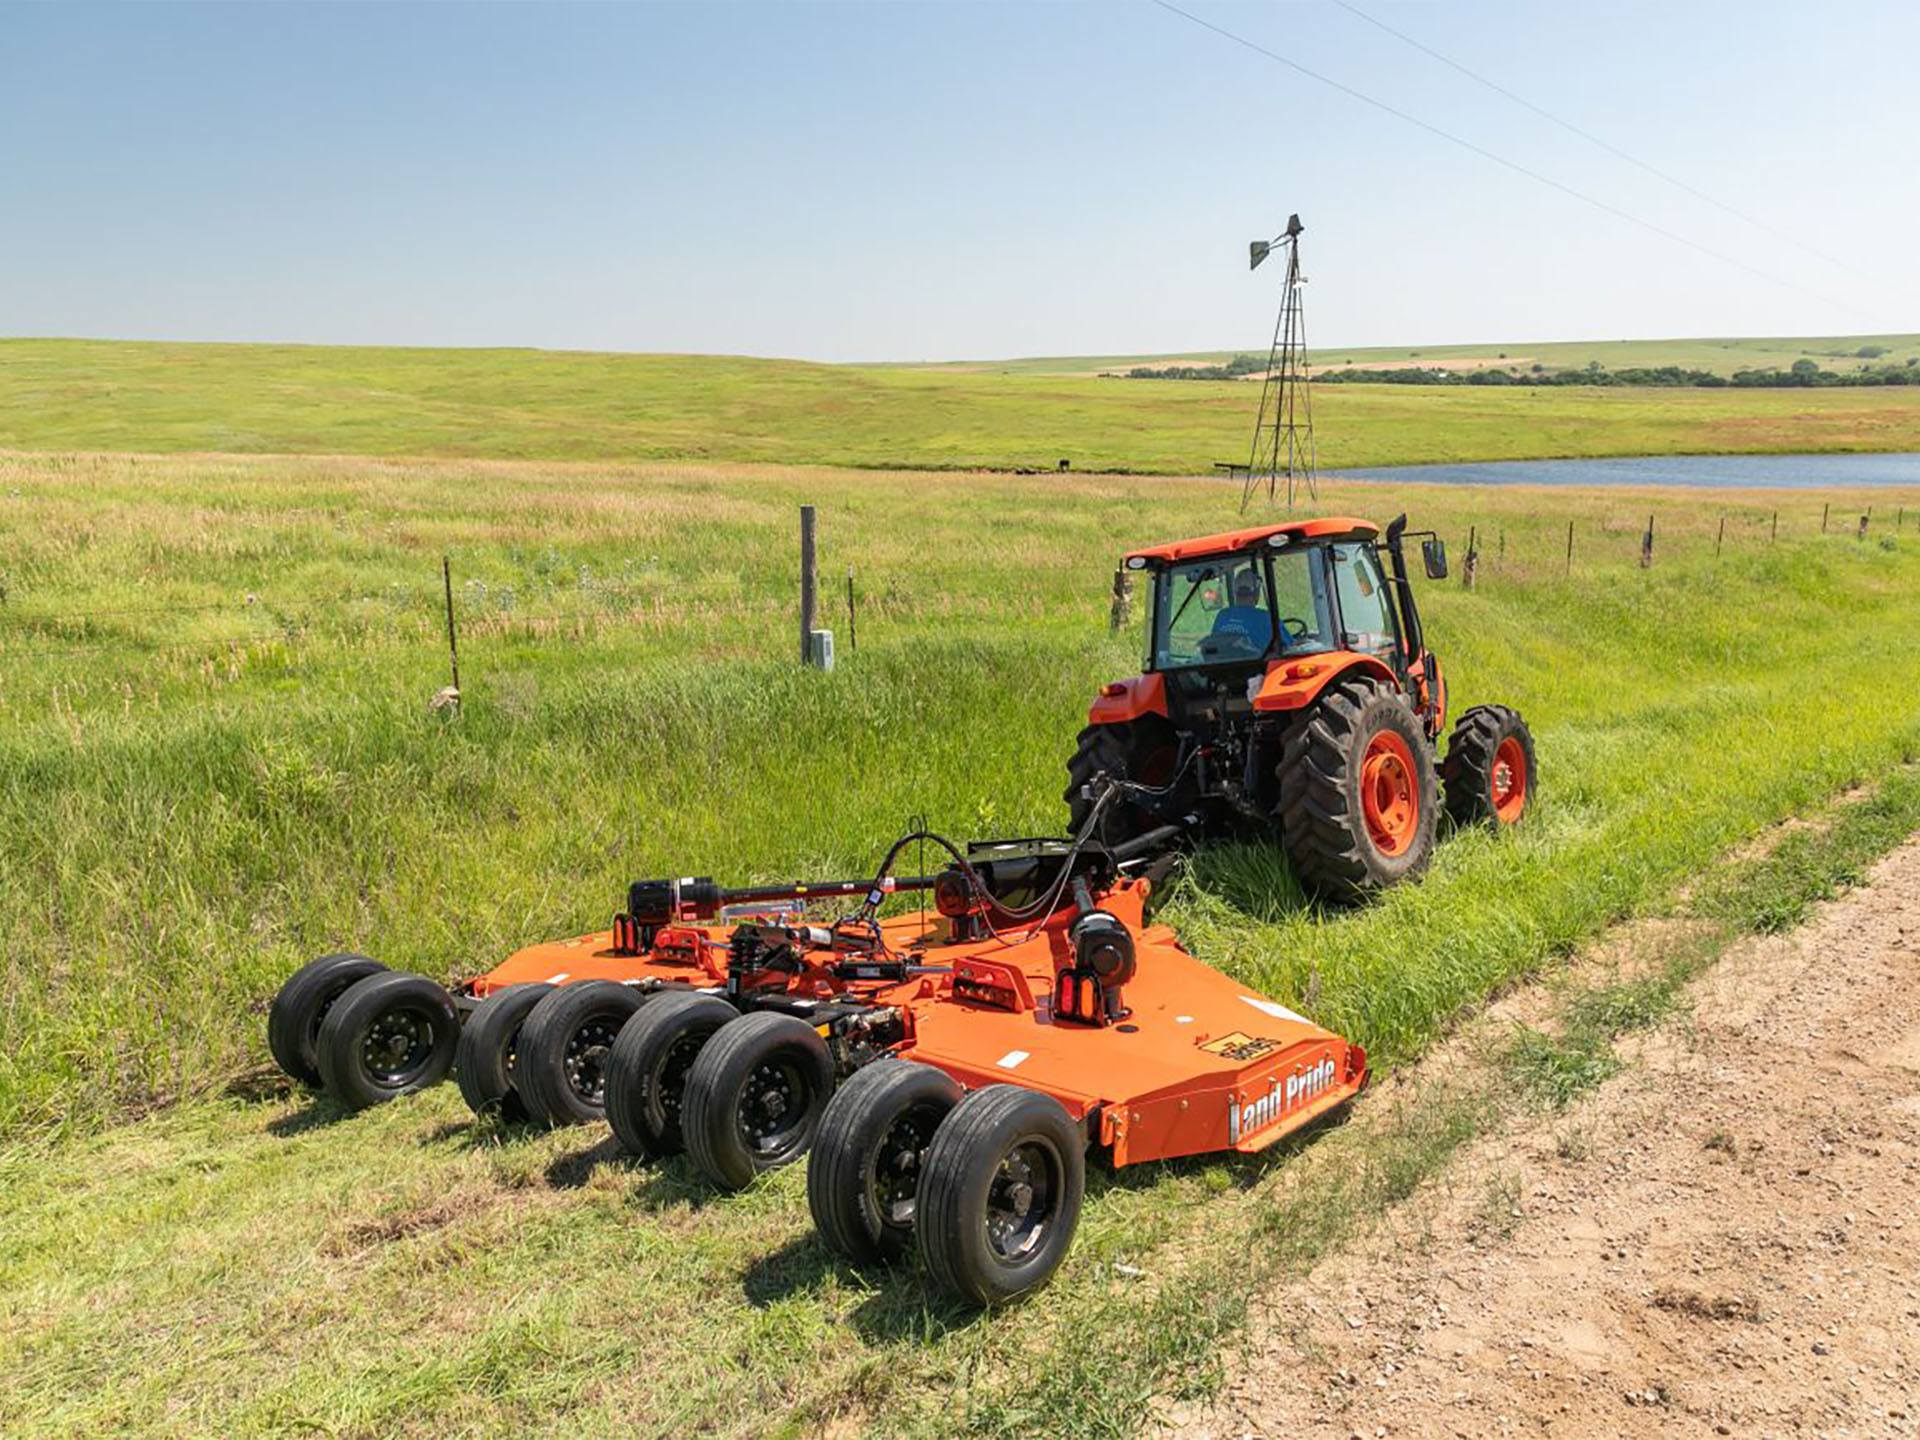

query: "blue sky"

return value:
[2, 1, 1914, 361]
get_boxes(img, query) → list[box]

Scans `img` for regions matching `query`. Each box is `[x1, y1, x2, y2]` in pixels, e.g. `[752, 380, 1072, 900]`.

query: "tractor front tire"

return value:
[916, 1084, 1085, 1307]
[454, 982, 554, 1122]
[605, 991, 737, 1158]
[1441, 705, 1536, 829]
[1064, 716, 1181, 846]
[514, 980, 647, 1128]
[268, 953, 387, 1089]
[1277, 676, 1438, 904]
[808, 1059, 962, 1267]
[314, 970, 459, 1111]
[684, 1012, 836, 1192]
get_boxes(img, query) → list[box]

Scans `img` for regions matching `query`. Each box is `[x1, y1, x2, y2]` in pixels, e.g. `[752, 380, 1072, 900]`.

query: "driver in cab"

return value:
[1209, 569, 1273, 655]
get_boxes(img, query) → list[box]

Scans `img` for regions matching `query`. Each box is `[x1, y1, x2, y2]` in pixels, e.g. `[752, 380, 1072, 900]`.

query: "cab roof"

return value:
[1124, 516, 1379, 566]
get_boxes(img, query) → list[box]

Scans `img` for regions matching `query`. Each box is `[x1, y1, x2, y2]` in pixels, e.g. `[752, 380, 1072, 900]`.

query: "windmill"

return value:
[1241, 214, 1318, 512]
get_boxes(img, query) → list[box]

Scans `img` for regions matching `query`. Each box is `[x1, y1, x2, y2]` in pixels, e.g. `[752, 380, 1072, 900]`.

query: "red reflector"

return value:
[1100, 682, 1128, 698]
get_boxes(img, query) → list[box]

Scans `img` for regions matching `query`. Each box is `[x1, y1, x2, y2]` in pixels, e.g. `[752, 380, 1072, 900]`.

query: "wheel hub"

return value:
[1359, 730, 1420, 857]
[564, 1017, 621, 1103]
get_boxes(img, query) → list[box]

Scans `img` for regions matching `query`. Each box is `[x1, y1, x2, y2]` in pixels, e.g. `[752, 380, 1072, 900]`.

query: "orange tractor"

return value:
[1069, 513, 1533, 900]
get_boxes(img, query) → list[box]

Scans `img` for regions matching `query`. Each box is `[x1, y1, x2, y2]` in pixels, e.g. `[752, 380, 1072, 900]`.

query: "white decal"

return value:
[1227, 1057, 1339, 1144]
[996, 1050, 1031, 1070]
[545, 972, 570, 984]
[1240, 995, 1311, 1025]
[1175, 1015, 1194, 1025]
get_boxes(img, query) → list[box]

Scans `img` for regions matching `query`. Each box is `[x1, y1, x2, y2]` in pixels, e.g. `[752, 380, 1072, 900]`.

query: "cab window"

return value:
[1330, 542, 1400, 661]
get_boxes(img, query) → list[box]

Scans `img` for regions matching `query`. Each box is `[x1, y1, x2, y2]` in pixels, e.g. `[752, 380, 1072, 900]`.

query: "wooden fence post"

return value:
[1565, 520, 1574, 576]
[1716, 515, 1726, 558]
[1771, 510, 1778, 543]
[1822, 502, 1829, 533]
[1462, 525, 1478, 589]
[1640, 513, 1654, 569]
[799, 505, 817, 665]
[846, 566, 857, 653]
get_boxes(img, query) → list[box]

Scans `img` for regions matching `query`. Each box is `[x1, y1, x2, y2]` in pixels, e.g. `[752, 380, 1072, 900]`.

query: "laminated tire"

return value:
[514, 980, 647, 1128]
[604, 991, 737, 1158]
[807, 1059, 962, 1266]
[454, 982, 554, 1122]
[268, 953, 388, 1089]
[684, 1011, 836, 1191]
[916, 1084, 1085, 1306]
[314, 970, 458, 1111]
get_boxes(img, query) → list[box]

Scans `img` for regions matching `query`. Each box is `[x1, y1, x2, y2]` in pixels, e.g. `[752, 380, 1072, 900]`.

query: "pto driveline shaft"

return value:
[627, 874, 938, 924]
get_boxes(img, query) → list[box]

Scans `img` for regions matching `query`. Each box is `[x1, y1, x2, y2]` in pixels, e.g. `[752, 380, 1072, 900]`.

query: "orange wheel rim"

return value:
[1360, 731, 1419, 857]
[1491, 735, 1528, 824]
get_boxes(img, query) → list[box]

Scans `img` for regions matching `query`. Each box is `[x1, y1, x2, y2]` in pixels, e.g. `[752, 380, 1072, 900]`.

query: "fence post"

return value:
[1640, 514, 1654, 568]
[846, 566, 857, 653]
[799, 505, 817, 666]
[1498, 530, 1505, 565]
[1822, 502, 1829, 533]
[1463, 525, 1478, 590]
[1771, 510, 1778, 543]
[441, 556, 461, 701]
[1565, 519, 1574, 576]
[1716, 515, 1726, 558]
[1109, 567, 1133, 631]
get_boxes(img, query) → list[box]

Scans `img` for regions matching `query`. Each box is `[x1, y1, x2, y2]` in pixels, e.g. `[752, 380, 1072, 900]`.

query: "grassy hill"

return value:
[6, 336, 1920, 472]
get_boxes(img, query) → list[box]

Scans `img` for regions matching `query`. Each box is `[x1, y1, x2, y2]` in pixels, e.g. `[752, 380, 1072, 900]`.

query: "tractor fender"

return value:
[1250, 651, 1398, 713]
[1087, 672, 1167, 725]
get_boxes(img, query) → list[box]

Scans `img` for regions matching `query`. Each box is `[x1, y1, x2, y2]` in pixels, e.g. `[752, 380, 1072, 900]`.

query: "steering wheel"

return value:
[1278, 616, 1311, 643]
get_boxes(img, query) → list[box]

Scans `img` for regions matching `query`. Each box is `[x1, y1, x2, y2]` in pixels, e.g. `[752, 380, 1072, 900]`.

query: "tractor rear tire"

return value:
[454, 983, 554, 1122]
[268, 953, 387, 1089]
[605, 991, 737, 1158]
[315, 970, 459, 1111]
[514, 980, 647, 1128]
[916, 1084, 1085, 1307]
[1063, 716, 1181, 846]
[1441, 705, 1536, 829]
[684, 1012, 836, 1192]
[1276, 675, 1438, 904]
[808, 1059, 962, 1267]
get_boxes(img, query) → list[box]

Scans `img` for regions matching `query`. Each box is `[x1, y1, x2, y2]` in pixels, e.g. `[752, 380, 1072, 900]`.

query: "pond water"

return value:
[1330, 452, 1920, 489]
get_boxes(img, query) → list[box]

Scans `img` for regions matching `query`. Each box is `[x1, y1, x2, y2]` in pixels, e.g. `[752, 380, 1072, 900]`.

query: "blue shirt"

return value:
[1210, 604, 1273, 652]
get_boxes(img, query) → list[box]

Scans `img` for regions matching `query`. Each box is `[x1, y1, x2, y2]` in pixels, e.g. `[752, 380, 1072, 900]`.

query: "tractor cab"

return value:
[1072, 512, 1528, 906]
[1120, 515, 1447, 733]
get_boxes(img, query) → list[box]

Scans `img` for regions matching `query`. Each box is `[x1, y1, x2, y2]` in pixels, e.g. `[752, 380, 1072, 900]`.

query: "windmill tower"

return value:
[1242, 214, 1318, 512]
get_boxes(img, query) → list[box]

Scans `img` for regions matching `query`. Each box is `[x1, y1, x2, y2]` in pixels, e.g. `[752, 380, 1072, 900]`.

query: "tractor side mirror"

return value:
[1421, 539, 1448, 580]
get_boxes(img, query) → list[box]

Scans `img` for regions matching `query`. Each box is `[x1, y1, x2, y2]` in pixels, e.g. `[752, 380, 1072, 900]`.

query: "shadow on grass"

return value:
[266, 1097, 356, 1136]
[545, 1134, 634, 1189]
[743, 1232, 974, 1343]
[225, 1065, 295, 1105]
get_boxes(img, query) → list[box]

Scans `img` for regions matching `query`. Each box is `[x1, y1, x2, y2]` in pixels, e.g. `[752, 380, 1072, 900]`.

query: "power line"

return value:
[1330, 0, 1883, 288]
[1147, 0, 1877, 324]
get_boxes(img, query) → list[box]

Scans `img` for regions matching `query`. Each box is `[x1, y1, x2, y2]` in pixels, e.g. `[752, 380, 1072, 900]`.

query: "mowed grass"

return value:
[8, 337, 1920, 472]
[4, 451, 1920, 1436]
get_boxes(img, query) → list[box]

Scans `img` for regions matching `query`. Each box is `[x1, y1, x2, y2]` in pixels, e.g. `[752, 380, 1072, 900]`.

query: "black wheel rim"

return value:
[735, 1057, 812, 1161]
[867, 1105, 941, 1230]
[563, 1013, 623, 1105]
[653, 1033, 706, 1127]
[984, 1137, 1062, 1263]
[308, 979, 359, 1054]
[362, 1005, 437, 1087]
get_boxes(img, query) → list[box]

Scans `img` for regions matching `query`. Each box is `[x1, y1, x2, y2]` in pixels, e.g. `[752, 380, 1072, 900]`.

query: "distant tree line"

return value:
[1124, 353, 1920, 387]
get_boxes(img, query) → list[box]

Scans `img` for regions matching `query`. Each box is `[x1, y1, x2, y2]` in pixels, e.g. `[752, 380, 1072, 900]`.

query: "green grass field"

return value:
[4, 437, 1920, 1435]
[8, 337, 1920, 473]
